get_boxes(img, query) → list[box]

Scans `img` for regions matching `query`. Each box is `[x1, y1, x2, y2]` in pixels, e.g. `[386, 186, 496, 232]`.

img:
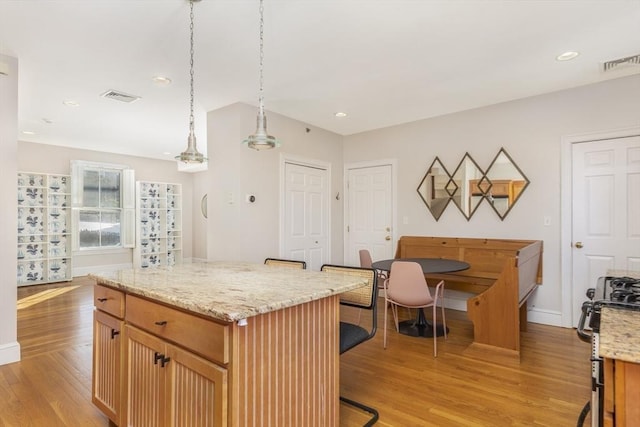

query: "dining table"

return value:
[371, 257, 470, 338]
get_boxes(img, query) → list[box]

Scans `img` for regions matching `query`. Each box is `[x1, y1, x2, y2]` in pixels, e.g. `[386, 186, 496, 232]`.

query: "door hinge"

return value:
[347, 225, 350, 232]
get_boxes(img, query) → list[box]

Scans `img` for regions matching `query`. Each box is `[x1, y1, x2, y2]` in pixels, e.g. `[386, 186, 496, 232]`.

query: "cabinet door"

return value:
[93, 310, 124, 425]
[614, 359, 640, 426]
[126, 326, 168, 427]
[167, 344, 228, 427]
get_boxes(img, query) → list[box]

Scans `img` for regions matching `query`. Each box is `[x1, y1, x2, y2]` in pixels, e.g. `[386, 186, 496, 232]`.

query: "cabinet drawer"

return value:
[94, 284, 125, 319]
[125, 295, 229, 365]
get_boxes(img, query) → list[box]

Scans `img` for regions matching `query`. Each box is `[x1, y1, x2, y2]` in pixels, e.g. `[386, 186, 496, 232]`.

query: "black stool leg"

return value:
[340, 395, 379, 426]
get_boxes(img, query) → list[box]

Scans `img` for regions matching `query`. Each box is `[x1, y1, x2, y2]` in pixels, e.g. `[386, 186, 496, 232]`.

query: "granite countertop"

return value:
[599, 269, 640, 363]
[89, 261, 366, 323]
[600, 307, 640, 363]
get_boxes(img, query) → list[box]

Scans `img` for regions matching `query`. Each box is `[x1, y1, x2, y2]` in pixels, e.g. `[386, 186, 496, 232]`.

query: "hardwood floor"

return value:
[1, 277, 592, 426]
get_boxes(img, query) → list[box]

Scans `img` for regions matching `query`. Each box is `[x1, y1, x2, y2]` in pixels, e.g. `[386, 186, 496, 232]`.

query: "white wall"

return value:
[202, 102, 345, 265]
[0, 54, 20, 365]
[17, 142, 196, 274]
[343, 74, 640, 326]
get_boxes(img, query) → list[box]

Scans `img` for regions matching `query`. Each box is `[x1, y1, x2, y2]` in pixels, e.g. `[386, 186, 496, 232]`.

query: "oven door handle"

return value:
[576, 301, 593, 342]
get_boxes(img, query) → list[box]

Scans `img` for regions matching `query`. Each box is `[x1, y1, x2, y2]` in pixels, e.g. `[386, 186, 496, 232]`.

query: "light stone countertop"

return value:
[599, 269, 640, 363]
[600, 307, 640, 363]
[89, 261, 367, 323]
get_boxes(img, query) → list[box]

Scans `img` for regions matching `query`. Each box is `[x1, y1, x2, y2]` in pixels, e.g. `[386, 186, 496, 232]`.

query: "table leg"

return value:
[398, 308, 447, 338]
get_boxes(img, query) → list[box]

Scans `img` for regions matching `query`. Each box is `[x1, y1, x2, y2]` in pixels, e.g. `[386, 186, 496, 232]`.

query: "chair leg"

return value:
[340, 396, 379, 427]
[432, 304, 437, 357]
[383, 299, 388, 349]
[441, 299, 447, 340]
[391, 303, 399, 331]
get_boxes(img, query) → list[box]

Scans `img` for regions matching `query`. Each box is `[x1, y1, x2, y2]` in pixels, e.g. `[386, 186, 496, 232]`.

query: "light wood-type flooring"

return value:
[1, 277, 592, 426]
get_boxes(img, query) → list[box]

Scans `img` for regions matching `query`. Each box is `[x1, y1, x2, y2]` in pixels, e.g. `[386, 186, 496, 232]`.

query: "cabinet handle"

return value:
[97, 297, 108, 303]
[110, 329, 120, 339]
[153, 352, 171, 367]
[154, 352, 164, 365]
[154, 320, 167, 326]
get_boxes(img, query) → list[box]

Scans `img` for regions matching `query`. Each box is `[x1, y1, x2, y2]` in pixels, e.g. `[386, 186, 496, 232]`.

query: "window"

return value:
[71, 161, 135, 251]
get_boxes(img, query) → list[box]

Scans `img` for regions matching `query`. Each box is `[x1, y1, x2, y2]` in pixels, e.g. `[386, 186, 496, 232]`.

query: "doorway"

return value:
[562, 128, 640, 327]
[280, 157, 330, 271]
[344, 160, 396, 267]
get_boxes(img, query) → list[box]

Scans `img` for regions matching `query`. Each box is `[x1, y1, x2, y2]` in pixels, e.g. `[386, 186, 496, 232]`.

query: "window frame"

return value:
[71, 160, 135, 252]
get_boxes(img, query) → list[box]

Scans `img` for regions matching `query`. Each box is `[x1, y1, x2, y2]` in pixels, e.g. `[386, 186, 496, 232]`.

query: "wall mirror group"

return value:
[417, 148, 529, 221]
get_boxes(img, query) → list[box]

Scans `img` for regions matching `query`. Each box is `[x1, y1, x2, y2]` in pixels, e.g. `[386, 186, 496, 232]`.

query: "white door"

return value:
[283, 162, 329, 271]
[571, 136, 640, 325]
[345, 164, 394, 267]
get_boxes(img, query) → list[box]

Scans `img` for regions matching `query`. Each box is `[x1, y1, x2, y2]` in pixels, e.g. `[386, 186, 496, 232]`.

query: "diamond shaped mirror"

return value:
[484, 148, 530, 220]
[450, 153, 485, 220]
[417, 157, 451, 221]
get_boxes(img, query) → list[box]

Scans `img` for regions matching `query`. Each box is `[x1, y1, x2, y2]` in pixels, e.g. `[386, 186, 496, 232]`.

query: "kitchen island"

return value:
[90, 261, 367, 427]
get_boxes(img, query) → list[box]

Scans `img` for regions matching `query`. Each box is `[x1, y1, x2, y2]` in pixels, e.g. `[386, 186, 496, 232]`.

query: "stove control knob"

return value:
[575, 241, 584, 249]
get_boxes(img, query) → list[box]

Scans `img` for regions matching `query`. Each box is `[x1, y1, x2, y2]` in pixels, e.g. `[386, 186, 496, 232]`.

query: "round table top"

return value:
[371, 258, 469, 274]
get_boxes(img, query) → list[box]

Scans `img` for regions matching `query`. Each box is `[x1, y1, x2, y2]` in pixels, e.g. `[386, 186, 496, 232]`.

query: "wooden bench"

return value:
[394, 236, 543, 358]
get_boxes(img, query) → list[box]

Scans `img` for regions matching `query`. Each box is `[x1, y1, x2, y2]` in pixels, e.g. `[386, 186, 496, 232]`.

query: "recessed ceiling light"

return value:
[163, 152, 172, 156]
[152, 76, 172, 86]
[22, 130, 36, 135]
[556, 51, 580, 61]
[334, 112, 348, 118]
[63, 100, 80, 107]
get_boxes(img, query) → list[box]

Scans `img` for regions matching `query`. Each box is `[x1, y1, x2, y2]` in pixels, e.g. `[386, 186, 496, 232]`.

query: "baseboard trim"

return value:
[444, 297, 468, 312]
[527, 307, 563, 327]
[0, 341, 21, 366]
[73, 263, 133, 277]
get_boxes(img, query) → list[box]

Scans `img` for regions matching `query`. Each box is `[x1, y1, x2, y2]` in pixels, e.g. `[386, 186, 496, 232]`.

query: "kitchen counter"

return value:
[600, 307, 640, 363]
[91, 261, 370, 426]
[599, 269, 640, 364]
[89, 261, 366, 322]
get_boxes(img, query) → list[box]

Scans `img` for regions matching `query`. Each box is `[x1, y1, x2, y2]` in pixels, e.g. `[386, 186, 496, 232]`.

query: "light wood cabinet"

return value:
[92, 288, 125, 425]
[125, 325, 227, 426]
[94, 285, 228, 426]
[604, 357, 640, 426]
[93, 279, 341, 426]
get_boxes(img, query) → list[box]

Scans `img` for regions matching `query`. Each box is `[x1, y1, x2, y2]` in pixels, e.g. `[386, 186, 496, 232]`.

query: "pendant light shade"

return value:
[243, 109, 281, 150]
[176, 0, 207, 164]
[243, 0, 281, 150]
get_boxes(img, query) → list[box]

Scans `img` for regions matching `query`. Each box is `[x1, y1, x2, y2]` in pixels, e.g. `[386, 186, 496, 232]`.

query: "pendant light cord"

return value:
[189, 0, 195, 133]
[258, 0, 265, 116]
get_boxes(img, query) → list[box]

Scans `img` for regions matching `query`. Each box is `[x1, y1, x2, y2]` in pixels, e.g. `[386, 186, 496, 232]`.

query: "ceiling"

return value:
[1, 0, 639, 161]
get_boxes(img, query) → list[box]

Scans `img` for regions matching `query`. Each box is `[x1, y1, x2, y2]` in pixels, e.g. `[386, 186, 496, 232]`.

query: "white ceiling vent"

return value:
[602, 54, 640, 72]
[100, 89, 141, 103]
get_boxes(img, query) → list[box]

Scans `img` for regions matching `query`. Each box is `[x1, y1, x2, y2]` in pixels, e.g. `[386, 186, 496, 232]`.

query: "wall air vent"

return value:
[603, 54, 640, 72]
[100, 89, 141, 103]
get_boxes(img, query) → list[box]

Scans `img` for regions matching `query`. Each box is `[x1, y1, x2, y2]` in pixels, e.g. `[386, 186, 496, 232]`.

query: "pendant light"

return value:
[176, 0, 207, 164]
[242, 0, 281, 150]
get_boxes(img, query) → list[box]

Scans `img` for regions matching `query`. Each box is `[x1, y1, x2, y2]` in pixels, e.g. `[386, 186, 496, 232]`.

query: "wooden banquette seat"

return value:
[395, 236, 543, 358]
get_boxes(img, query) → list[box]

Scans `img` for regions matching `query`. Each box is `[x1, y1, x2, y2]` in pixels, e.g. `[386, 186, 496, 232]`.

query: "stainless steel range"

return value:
[577, 275, 640, 426]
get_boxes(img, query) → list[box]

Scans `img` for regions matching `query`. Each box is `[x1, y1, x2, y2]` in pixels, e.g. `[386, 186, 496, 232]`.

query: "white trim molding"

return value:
[0, 342, 21, 366]
[73, 262, 133, 277]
